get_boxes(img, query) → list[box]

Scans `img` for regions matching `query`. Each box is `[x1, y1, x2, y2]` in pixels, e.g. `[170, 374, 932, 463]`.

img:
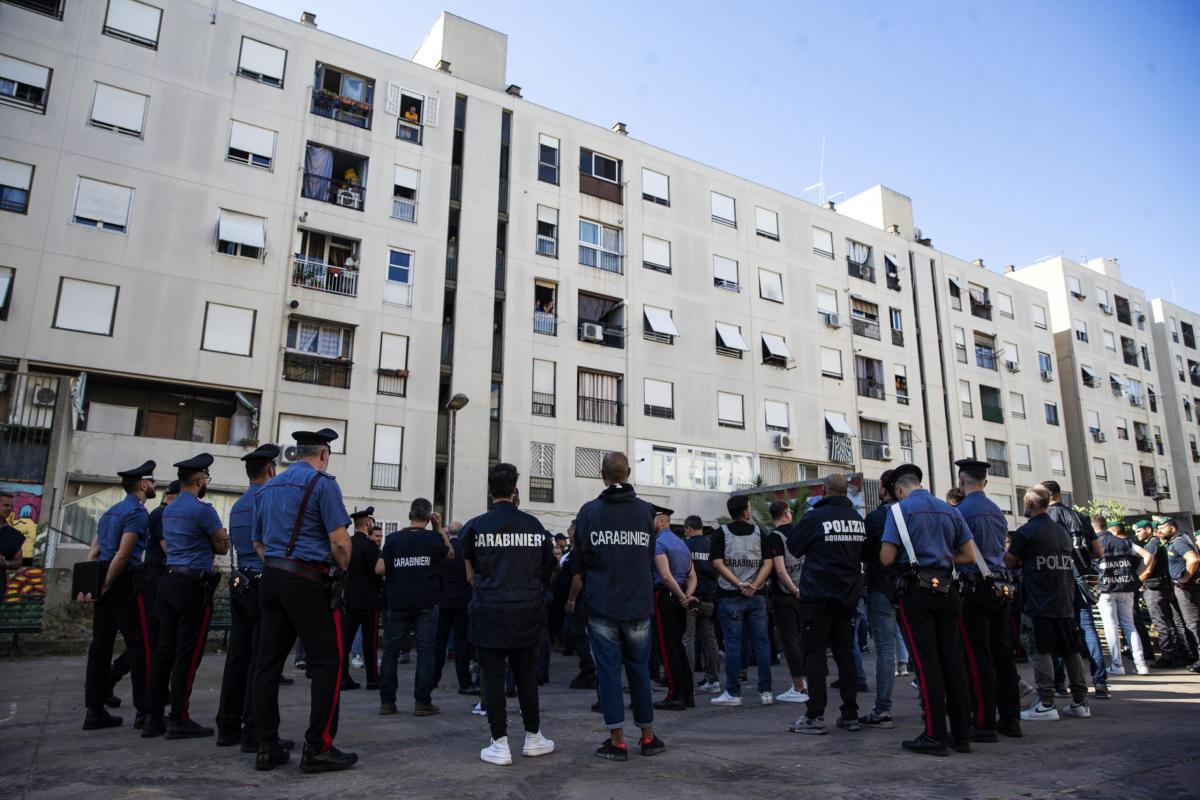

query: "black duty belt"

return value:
[166, 566, 213, 579]
[265, 556, 329, 583]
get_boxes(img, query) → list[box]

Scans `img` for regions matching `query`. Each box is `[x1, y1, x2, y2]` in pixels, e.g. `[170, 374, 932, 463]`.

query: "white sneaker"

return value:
[775, 687, 809, 703]
[700, 680, 723, 693]
[1020, 701, 1060, 721]
[481, 737, 512, 765]
[350, 654, 365, 669]
[711, 691, 742, 707]
[471, 702, 487, 716]
[522, 730, 555, 757]
[760, 691, 774, 706]
[1135, 664, 1151, 676]
[1061, 701, 1091, 718]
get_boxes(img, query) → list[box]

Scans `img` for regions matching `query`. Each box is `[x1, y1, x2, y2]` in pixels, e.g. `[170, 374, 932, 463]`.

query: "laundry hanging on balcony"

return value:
[304, 144, 333, 199]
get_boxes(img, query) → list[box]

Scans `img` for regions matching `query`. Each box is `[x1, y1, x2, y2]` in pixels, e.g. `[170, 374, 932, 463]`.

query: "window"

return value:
[580, 148, 622, 203]
[0, 54, 51, 113]
[717, 391, 744, 428]
[894, 364, 909, 405]
[227, 120, 276, 169]
[216, 209, 265, 259]
[537, 134, 559, 184]
[201, 302, 255, 356]
[968, 283, 991, 319]
[579, 219, 622, 273]
[1121, 461, 1136, 485]
[816, 286, 838, 319]
[761, 333, 793, 369]
[1086, 409, 1101, 432]
[532, 359, 555, 416]
[643, 305, 679, 345]
[0, 266, 12, 320]
[577, 368, 623, 426]
[1115, 295, 1132, 326]
[1120, 335, 1138, 367]
[391, 166, 419, 222]
[1067, 274, 1084, 298]
[885, 255, 901, 291]
[0, 159, 33, 214]
[963, 435, 976, 459]
[949, 278, 962, 311]
[1010, 391, 1025, 419]
[959, 379, 973, 417]
[642, 168, 670, 206]
[861, 419, 889, 460]
[283, 318, 353, 388]
[642, 235, 670, 273]
[1096, 287, 1110, 309]
[1074, 319, 1088, 343]
[103, 0, 162, 48]
[856, 356, 886, 400]
[278, 414, 346, 454]
[644, 379, 674, 419]
[378, 332, 409, 396]
[825, 412, 855, 463]
[820, 347, 843, 379]
[533, 281, 557, 335]
[711, 191, 736, 226]
[371, 425, 404, 490]
[996, 292, 1014, 319]
[715, 322, 749, 358]
[764, 400, 790, 433]
[713, 255, 739, 291]
[635, 441, 754, 493]
[72, 177, 133, 233]
[985, 438, 1008, 475]
[1092, 457, 1107, 481]
[578, 292, 624, 348]
[847, 239, 874, 281]
[812, 227, 834, 258]
[384, 249, 413, 306]
[758, 269, 783, 303]
[1014, 443, 1032, 471]
[975, 332, 998, 369]
[1044, 401, 1060, 426]
[575, 446, 607, 478]
[1116, 417, 1129, 440]
[1049, 450, 1065, 475]
[992, 493, 1014, 516]
[529, 443, 555, 503]
[889, 307, 903, 338]
[53, 277, 118, 335]
[851, 299, 880, 340]
[389, 86, 436, 143]
[899, 424, 914, 462]
[1031, 304, 1047, 329]
[1037, 351, 1053, 376]
[1081, 365, 1100, 388]
[755, 207, 779, 240]
[311, 63, 375, 130]
[89, 83, 148, 137]
[4, 0, 63, 18]
[238, 37, 286, 88]
[953, 327, 968, 363]
[1176, 354, 1186, 381]
[1102, 330, 1116, 351]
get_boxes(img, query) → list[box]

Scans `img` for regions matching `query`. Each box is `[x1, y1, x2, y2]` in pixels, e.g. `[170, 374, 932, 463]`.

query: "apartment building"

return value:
[1150, 298, 1200, 515]
[1010, 257, 1176, 515]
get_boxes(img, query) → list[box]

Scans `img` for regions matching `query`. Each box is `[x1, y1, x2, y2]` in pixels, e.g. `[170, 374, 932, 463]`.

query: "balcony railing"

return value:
[282, 352, 351, 389]
[987, 458, 1010, 478]
[377, 371, 407, 397]
[301, 173, 365, 210]
[534, 311, 557, 336]
[578, 396, 624, 426]
[644, 404, 674, 419]
[891, 329, 904, 347]
[848, 258, 875, 282]
[536, 235, 557, 257]
[827, 437, 854, 464]
[532, 391, 555, 417]
[391, 197, 416, 222]
[861, 440, 888, 460]
[371, 462, 401, 491]
[1135, 436, 1154, 453]
[852, 318, 881, 340]
[396, 118, 422, 144]
[311, 89, 373, 129]
[529, 476, 554, 503]
[579, 244, 623, 274]
[579, 172, 623, 204]
[578, 321, 624, 349]
[857, 378, 886, 400]
[1122, 350, 1138, 367]
[292, 255, 359, 297]
[970, 301, 992, 321]
[982, 404, 1004, 423]
[976, 350, 998, 370]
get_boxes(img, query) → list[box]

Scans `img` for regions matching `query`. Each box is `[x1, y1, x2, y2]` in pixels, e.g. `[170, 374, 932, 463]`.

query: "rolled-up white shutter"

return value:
[759, 269, 783, 301]
[0, 159, 32, 190]
[202, 303, 255, 356]
[812, 227, 834, 255]
[643, 235, 670, 268]
[642, 168, 669, 201]
[816, 287, 838, 314]
[75, 179, 132, 226]
[239, 38, 286, 82]
[217, 210, 266, 249]
[380, 333, 408, 370]
[764, 400, 789, 430]
[0, 55, 50, 89]
[229, 120, 276, 159]
[713, 255, 738, 282]
[394, 165, 420, 191]
[755, 206, 778, 237]
[374, 425, 404, 463]
[91, 84, 147, 132]
[645, 379, 673, 409]
[711, 191, 735, 222]
[820, 347, 842, 375]
[717, 391, 743, 424]
[105, 0, 162, 43]
[56, 278, 117, 335]
[536, 205, 558, 225]
[532, 359, 555, 394]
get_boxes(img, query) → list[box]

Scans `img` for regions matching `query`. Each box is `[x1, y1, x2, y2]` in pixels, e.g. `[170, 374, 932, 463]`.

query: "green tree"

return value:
[1073, 498, 1128, 523]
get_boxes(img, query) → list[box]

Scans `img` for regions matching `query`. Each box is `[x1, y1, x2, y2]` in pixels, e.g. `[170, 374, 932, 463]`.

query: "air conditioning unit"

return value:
[1005, 360, 1020, 373]
[1099, 303, 1113, 315]
[1095, 432, 1107, 443]
[282, 445, 300, 463]
[774, 433, 793, 451]
[880, 444, 893, 461]
[581, 322, 605, 342]
[822, 312, 841, 329]
[32, 386, 57, 406]
[335, 192, 358, 208]
[1040, 370, 1054, 382]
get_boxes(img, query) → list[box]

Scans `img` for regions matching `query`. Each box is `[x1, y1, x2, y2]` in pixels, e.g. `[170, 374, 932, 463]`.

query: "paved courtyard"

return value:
[2, 649, 1198, 799]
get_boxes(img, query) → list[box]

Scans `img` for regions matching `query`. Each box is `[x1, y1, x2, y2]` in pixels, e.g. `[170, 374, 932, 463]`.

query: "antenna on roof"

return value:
[803, 135, 835, 206]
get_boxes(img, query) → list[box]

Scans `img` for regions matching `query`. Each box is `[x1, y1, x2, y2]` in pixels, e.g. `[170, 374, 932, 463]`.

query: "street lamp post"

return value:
[445, 393, 470, 523]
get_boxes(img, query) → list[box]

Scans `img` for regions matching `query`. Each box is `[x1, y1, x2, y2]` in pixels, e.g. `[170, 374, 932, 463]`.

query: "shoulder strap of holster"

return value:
[286, 473, 324, 559]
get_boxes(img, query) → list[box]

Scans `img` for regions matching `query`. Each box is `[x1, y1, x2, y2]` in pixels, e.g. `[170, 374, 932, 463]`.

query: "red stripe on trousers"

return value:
[181, 605, 213, 720]
[322, 609, 344, 752]
[958, 617, 985, 727]
[136, 594, 151, 680]
[653, 589, 676, 699]
[897, 599, 933, 738]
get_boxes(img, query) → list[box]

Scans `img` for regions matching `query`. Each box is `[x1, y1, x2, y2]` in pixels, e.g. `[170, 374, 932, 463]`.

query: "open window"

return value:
[312, 62, 374, 129]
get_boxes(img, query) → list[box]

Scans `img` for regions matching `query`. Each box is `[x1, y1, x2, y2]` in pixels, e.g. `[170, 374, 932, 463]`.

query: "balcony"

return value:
[987, 458, 1010, 478]
[891, 330, 904, 347]
[376, 370, 407, 397]
[578, 321, 624, 349]
[970, 300, 992, 321]
[282, 353, 351, 389]
[292, 256, 359, 297]
[579, 172, 623, 204]
[982, 404, 1004, 424]
[371, 462, 401, 491]
[857, 378, 886, 400]
[1135, 436, 1154, 453]
[975, 349, 998, 370]
[491, 336, 503, 374]
[450, 165, 462, 202]
[861, 440, 888, 461]
[852, 318, 881, 340]
[827, 437, 854, 464]
[578, 396, 624, 426]
[301, 173, 365, 211]
[533, 310, 557, 336]
[391, 197, 416, 222]
[311, 89, 372, 129]
[532, 391, 555, 417]
[847, 258, 875, 283]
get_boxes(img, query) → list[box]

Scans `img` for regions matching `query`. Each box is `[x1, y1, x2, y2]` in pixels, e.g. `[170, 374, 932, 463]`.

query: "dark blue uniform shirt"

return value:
[229, 484, 265, 571]
[882, 489, 973, 570]
[955, 490, 1008, 574]
[162, 492, 223, 570]
[575, 484, 656, 622]
[97, 494, 149, 564]
[253, 461, 350, 563]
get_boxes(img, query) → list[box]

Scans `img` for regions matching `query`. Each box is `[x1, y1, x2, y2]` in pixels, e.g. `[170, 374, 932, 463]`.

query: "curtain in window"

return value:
[304, 145, 333, 199]
[317, 327, 341, 357]
[848, 240, 871, 265]
[578, 293, 617, 323]
[297, 322, 319, 352]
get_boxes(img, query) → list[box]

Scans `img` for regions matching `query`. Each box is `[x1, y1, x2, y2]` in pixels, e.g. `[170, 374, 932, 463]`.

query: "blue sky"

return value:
[245, 0, 1200, 308]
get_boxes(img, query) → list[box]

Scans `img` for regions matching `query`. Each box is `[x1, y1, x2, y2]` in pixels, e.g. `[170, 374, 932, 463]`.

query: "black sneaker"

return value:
[242, 735, 294, 753]
[104, 694, 121, 709]
[640, 735, 665, 756]
[595, 739, 629, 761]
[569, 673, 597, 690]
[1093, 685, 1111, 699]
[340, 677, 361, 691]
[458, 685, 481, 695]
[82, 708, 123, 730]
[858, 711, 894, 729]
[134, 711, 146, 730]
[653, 698, 687, 711]
[836, 717, 862, 732]
[165, 718, 214, 739]
[255, 741, 291, 771]
[300, 745, 358, 774]
[140, 714, 166, 738]
[902, 734, 949, 756]
[949, 739, 972, 754]
[970, 728, 999, 743]
[216, 724, 242, 747]
[997, 719, 1023, 738]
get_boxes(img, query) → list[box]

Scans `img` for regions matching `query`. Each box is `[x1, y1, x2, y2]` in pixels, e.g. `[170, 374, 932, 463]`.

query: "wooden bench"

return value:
[0, 596, 45, 656]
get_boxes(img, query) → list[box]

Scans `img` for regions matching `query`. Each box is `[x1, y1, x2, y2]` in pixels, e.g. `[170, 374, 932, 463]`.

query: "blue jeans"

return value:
[587, 616, 654, 731]
[351, 628, 363, 658]
[380, 607, 438, 705]
[867, 591, 897, 714]
[718, 594, 772, 695]
[896, 622, 909, 664]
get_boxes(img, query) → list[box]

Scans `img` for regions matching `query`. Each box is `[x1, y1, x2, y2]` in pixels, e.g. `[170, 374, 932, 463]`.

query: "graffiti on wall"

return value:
[1, 481, 42, 559]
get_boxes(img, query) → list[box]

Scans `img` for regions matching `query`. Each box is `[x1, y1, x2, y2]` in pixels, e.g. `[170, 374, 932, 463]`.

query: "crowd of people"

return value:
[75, 430, 1200, 774]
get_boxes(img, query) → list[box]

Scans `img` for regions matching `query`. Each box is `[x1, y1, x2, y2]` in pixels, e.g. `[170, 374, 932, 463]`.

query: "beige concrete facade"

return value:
[1149, 297, 1200, 515]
